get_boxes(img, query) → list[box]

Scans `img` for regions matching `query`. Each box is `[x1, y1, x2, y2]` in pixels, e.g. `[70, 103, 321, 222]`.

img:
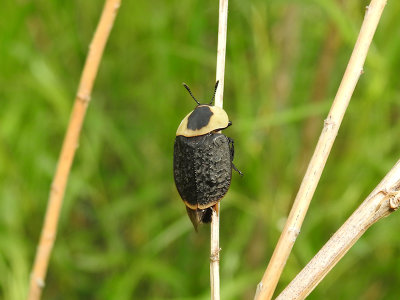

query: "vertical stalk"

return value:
[210, 204, 220, 300]
[215, 0, 228, 108]
[211, 0, 229, 299]
[27, 1, 121, 299]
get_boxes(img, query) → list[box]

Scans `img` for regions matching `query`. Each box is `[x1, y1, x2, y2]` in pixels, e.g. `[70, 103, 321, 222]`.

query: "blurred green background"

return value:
[1, 0, 400, 299]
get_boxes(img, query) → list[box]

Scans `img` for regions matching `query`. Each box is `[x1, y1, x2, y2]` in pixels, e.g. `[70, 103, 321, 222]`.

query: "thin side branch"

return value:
[254, 1, 387, 299]
[276, 159, 400, 300]
[27, 1, 121, 300]
[211, 0, 229, 299]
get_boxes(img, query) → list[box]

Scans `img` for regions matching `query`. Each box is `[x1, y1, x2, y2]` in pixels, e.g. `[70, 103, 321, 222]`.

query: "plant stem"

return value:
[215, 0, 228, 108]
[276, 159, 400, 300]
[211, 0, 228, 299]
[27, 1, 121, 299]
[254, 1, 387, 299]
[210, 204, 220, 300]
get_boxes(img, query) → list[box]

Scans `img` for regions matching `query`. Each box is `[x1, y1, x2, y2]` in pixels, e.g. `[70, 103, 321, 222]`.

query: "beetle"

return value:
[173, 81, 242, 230]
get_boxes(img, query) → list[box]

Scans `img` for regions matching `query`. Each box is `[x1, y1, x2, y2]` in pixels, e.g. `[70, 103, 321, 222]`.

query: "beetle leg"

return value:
[227, 137, 235, 159]
[232, 163, 243, 176]
[228, 137, 243, 176]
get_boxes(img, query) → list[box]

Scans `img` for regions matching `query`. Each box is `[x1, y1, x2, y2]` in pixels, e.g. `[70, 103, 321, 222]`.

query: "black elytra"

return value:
[173, 81, 242, 230]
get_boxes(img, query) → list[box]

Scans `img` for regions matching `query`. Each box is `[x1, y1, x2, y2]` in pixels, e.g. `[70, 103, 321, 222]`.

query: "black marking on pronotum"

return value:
[187, 106, 214, 130]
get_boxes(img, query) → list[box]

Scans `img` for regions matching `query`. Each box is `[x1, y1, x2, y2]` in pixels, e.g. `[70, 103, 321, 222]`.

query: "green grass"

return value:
[1, 0, 400, 299]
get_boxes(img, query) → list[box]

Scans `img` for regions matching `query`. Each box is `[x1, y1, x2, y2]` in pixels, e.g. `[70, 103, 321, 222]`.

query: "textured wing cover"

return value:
[173, 133, 232, 209]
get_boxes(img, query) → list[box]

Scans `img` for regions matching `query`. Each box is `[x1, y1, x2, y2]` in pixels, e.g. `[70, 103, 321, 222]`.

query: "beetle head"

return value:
[176, 81, 230, 137]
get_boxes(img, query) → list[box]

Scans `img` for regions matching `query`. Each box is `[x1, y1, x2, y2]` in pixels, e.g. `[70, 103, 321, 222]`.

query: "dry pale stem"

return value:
[276, 160, 400, 300]
[215, 0, 228, 109]
[27, 1, 121, 300]
[254, 1, 387, 299]
[211, 0, 228, 299]
[210, 204, 221, 300]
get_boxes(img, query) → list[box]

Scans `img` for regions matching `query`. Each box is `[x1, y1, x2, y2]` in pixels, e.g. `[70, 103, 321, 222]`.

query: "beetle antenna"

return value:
[209, 80, 219, 105]
[183, 83, 201, 105]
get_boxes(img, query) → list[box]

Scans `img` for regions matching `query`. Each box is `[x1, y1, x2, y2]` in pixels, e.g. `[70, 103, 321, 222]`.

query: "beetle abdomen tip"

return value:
[186, 207, 213, 231]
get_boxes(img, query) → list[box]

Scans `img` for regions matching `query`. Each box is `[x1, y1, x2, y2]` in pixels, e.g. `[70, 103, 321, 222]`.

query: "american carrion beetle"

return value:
[173, 81, 242, 230]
